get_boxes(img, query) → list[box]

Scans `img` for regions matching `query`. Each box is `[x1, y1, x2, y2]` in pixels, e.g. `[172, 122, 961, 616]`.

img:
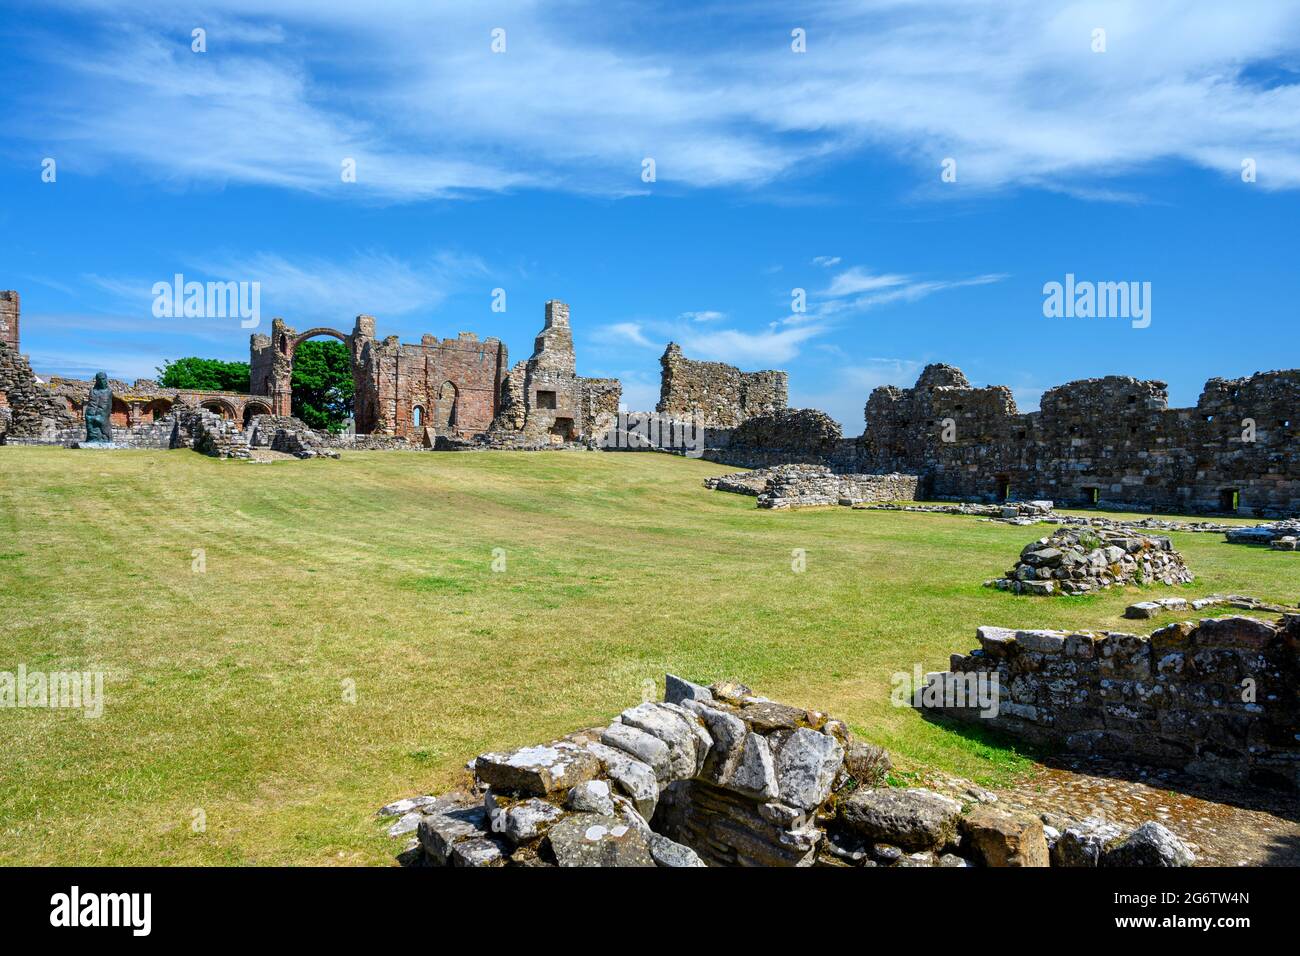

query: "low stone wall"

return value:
[986, 528, 1193, 595]
[1125, 594, 1296, 620]
[703, 464, 919, 508]
[6, 422, 177, 449]
[924, 615, 1300, 790]
[322, 432, 422, 451]
[757, 467, 918, 509]
[381, 675, 1197, 867]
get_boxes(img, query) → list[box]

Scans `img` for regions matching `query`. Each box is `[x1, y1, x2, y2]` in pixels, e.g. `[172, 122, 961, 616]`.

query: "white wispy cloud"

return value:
[678, 324, 826, 367]
[84, 250, 488, 321]
[783, 266, 1009, 327]
[587, 259, 1006, 369]
[821, 271, 1009, 316]
[16, 1, 1300, 199]
[823, 268, 912, 298]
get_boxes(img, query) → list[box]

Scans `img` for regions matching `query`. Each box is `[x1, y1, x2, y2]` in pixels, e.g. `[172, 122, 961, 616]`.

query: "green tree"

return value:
[157, 357, 251, 392]
[291, 340, 354, 432]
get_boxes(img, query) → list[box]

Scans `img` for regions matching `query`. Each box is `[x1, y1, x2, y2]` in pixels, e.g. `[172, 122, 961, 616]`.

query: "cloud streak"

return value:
[14, 1, 1300, 200]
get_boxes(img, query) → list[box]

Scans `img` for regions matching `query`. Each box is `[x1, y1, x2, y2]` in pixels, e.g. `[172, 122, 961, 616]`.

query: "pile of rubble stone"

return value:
[247, 415, 341, 459]
[379, 676, 1194, 867]
[986, 528, 1194, 595]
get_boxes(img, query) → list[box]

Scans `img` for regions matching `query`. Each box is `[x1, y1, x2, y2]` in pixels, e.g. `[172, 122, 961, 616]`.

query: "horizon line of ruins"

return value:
[1, 288, 1296, 517]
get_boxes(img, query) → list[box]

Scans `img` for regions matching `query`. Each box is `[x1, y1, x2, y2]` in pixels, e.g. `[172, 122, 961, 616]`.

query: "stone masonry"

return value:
[0, 291, 18, 352]
[861, 363, 1300, 516]
[704, 463, 919, 510]
[489, 301, 622, 445]
[924, 615, 1300, 790]
[0, 340, 76, 441]
[656, 343, 787, 427]
[251, 314, 509, 441]
[380, 675, 1197, 867]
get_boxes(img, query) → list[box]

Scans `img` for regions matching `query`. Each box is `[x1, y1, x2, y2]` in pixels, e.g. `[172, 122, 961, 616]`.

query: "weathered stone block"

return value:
[544, 813, 656, 868]
[773, 727, 844, 810]
[960, 807, 1050, 867]
[475, 742, 600, 796]
[838, 788, 962, 852]
[1101, 822, 1195, 867]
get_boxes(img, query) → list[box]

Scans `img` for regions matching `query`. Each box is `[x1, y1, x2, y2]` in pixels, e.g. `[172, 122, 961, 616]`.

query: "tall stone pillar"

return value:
[350, 314, 379, 433]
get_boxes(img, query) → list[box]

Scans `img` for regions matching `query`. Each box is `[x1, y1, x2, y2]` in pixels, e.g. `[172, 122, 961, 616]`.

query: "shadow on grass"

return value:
[918, 710, 1056, 767]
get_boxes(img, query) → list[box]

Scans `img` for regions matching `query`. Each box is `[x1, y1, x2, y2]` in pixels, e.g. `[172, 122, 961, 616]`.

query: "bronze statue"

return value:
[84, 371, 113, 443]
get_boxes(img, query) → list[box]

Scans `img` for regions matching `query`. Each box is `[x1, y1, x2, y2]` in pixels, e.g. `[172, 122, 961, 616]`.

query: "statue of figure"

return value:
[84, 371, 113, 443]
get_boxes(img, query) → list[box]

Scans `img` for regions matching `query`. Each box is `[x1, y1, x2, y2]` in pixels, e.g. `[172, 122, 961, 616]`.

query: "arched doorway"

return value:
[110, 397, 130, 427]
[243, 400, 272, 427]
[412, 405, 424, 429]
[434, 381, 457, 431]
[201, 399, 235, 420]
[288, 330, 355, 433]
[145, 398, 173, 421]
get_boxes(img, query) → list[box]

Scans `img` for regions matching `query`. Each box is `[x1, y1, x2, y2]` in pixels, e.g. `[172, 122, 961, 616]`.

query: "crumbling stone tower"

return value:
[491, 300, 621, 444]
[0, 291, 18, 351]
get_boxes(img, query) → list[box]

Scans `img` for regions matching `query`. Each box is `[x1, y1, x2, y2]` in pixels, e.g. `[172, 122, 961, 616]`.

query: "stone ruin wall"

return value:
[0, 341, 77, 441]
[862, 363, 1300, 516]
[251, 315, 510, 441]
[756, 466, 920, 510]
[0, 291, 18, 352]
[383, 674, 1205, 868]
[701, 407, 859, 469]
[0, 292, 75, 440]
[487, 301, 622, 447]
[924, 614, 1300, 790]
[2, 292, 616, 453]
[656, 343, 787, 427]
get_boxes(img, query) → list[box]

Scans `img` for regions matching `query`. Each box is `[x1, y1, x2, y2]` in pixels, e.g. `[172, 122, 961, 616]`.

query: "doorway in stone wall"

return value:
[1219, 488, 1240, 513]
[994, 475, 1011, 502]
[434, 382, 458, 431]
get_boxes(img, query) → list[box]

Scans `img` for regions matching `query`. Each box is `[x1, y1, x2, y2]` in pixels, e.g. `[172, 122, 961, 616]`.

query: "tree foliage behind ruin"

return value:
[291, 340, 354, 433]
[157, 357, 251, 393]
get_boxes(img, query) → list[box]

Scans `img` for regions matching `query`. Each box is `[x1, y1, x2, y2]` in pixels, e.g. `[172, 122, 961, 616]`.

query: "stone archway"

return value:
[200, 398, 237, 420]
[242, 400, 272, 427]
[252, 319, 358, 423]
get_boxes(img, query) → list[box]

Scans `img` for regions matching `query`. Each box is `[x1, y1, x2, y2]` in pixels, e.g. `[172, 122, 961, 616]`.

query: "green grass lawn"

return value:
[1, 447, 1294, 865]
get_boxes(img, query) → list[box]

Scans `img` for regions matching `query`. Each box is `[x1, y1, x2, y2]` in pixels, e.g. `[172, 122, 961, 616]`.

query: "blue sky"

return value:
[2, 0, 1298, 429]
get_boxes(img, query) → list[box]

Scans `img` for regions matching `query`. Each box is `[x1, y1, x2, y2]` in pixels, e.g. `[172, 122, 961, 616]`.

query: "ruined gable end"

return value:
[656, 343, 789, 427]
